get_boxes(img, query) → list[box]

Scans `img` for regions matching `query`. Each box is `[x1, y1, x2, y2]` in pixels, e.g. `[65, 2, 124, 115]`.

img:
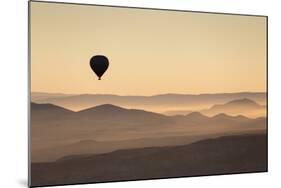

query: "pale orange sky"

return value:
[30, 2, 267, 96]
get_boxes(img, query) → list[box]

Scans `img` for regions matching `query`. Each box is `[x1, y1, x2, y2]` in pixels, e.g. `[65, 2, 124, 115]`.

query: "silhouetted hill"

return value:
[31, 133, 267, 187]
[211, 113, 250, 122]
[172, 112, 209, 124]
[78, 104, 126, 113]
[31, 102, 73, 113]
[201, 98, 266, 118]
[226, 98, 260, 106]
[76, 104, 172, 124]
[210, 98, 261, 110]
[31, 102, 74, 121]
[185, 112, 207, 119]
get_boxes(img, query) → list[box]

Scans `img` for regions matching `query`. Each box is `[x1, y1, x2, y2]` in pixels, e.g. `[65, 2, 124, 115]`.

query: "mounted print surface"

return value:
[29, 1, 268, 187]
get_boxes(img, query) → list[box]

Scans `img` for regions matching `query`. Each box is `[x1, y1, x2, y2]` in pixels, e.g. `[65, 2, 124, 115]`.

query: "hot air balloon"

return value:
[90, 55, 109, 80]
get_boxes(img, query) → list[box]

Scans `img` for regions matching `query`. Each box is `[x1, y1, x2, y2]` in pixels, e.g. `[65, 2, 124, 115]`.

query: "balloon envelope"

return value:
[90, 55, 109, 80]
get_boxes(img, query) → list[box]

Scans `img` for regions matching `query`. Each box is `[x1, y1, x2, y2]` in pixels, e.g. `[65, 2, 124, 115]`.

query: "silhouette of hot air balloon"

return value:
[90, 55, 109, 80]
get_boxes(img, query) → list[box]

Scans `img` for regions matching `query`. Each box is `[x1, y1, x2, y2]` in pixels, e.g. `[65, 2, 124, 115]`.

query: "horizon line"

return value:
[30, 91, 267, 97]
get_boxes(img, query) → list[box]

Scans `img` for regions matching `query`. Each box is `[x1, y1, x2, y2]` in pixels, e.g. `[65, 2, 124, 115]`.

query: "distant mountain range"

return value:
[31, 102, 266, 162]
[31, 92, 266, 112]
[200, 98, 266, 118]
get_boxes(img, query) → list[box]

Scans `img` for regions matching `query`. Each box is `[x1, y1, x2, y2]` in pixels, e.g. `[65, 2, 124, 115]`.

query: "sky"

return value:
[30, 2, 267, 96]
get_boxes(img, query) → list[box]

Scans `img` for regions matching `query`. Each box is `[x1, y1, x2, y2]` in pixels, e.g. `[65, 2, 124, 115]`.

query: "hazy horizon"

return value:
[31, 91, 266, 117]
[31, 90, 266, 96]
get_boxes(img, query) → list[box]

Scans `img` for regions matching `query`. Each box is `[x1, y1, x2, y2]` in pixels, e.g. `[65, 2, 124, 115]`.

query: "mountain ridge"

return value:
[31, 102, 260, 120]
[31, 92, 266, 112]
[31, 102, 267, 162]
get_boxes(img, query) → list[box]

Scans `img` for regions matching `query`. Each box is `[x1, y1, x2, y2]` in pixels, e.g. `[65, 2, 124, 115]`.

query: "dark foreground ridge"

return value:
[31, 133, 267, 187]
